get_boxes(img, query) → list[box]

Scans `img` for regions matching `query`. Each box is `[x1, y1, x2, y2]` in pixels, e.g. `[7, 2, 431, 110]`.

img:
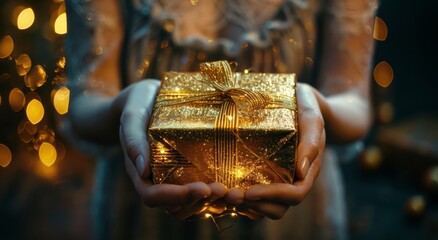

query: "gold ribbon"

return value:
[155, 61, 292, 188]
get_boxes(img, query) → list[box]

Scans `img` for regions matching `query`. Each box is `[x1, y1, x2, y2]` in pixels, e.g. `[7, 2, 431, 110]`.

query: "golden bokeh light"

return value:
[9, 88, 26, 112]
[0, 35, 14, 59]
[15, 54, 32, 76]
[374, 61, 394, 88]
[0, 144, 12, 168]
[17, 120, 38, 143]
[53, 87, 70, 115]
[54, 12, 67, 35]
[25, 65, 47, 90]
[39, 142, 57, 167]
[26, 99, 44, 124]
[373, 16, 388, 41]
[17, 8, 35, 30]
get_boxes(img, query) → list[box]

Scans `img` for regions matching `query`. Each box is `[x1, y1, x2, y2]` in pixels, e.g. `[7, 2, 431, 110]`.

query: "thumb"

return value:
[119, 79, 160, 178]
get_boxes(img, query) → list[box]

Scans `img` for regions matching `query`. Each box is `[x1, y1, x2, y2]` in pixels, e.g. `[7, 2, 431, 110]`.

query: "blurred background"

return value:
[0, 0, 437, 239]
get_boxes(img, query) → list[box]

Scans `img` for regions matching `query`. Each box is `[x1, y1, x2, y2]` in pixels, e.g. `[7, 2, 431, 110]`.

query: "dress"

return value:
[64, 0, 376, 239]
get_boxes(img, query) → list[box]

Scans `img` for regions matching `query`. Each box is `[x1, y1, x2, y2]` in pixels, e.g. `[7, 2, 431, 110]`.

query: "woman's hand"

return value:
[117, 80, 227, 220]
[229, 83, 326, 219]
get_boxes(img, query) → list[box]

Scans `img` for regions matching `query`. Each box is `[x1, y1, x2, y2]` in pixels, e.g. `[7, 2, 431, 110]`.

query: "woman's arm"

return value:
[241, 0, 378, 219]
[65, 0, 226, 218]
[316, 0, 377, 143]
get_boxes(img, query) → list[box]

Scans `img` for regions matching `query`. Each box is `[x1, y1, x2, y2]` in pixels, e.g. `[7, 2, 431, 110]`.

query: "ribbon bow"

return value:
[199, 61, 272, 112]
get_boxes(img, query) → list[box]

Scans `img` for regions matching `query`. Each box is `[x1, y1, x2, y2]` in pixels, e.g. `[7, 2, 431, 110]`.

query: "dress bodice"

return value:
[126, 0, 321, 84]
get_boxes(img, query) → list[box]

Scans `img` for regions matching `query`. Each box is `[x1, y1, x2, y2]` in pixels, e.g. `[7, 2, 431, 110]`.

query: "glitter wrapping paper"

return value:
[148, 61, 298, 190]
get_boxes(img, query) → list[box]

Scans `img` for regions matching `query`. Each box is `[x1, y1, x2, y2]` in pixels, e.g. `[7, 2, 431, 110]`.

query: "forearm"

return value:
[315, 0, 377, 143]
[315, 90, 371, 144]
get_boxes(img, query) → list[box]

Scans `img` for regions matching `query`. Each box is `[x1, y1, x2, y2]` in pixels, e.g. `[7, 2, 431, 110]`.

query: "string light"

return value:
[39, 142, 57, 167]
[0, 144, 12, 168]
[53, 87, 70, 115]
[24, 65, 47, 90]
[26, 99, 44, 124]
[0, 35, 14, 59]
[373, 16, 388, 41]
[9, 88, 26, 112]
[16, 8, 35, 30]
[54, 12, 67, 35]
[374, 61, 394, 88]
[15, 54, 32, 76]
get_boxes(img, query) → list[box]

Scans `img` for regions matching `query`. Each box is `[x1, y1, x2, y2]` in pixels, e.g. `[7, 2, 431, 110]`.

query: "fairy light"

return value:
[26, 99, 44, 124]
[54, 12, 67, 35]
[15, 54, 32, 76]
[17, 8, 35, 30]
[0, 35, 14, 59]
[373, 16, 388, 41]
[39, 142, 57, 167]
[24, 65, 47, 90]
[53, 87, 70, 115]
[9, 88, 26, 112]
[374, 61, 394, 88]
[0, 144, 12, 168]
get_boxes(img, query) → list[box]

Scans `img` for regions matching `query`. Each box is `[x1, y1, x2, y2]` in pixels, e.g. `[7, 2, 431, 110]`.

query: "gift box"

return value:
[148, 61, 298, 190]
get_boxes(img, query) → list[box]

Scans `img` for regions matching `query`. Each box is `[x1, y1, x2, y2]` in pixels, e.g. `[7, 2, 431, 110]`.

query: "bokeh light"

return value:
[16, 8, 35, 30]
[17, 120, 38, 143]
[9, 88, 26, 112]
[39, 142, 57, 167]
[54, 12, 67, 35]
[0, 144, 12, 168]
[26, 99, 44, 124]
[0, 35, 14, 59]
[373, 16, 388, 41]
[374, 61, 394, 88]
[24, 65, 47, 90]
[53, 87, 70, 115]
[15, 54, 32, 76]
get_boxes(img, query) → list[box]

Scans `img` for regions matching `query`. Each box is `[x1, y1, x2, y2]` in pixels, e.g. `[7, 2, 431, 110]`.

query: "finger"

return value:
[144, 182, 211, 207]
[172, 198, 210, 220]
[225, 188, 245, 206]
[235, 206, 264, 220]
[296, 83, 324, 180]
[208, 182, 227, 202]
[119, 80, 160, 178]
[243, 201, 289, 220]
[245, 128, 325, 206]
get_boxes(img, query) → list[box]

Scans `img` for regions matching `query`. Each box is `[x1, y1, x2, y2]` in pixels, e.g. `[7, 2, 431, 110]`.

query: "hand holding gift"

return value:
[131, 61, 322, 220]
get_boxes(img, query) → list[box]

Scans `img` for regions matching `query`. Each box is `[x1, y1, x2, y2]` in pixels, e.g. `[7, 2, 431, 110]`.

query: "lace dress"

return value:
[64, 0, 377, 239]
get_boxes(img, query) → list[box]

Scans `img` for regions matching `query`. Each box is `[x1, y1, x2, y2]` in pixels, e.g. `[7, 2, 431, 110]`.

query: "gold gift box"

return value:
[148, 61, 298, 190]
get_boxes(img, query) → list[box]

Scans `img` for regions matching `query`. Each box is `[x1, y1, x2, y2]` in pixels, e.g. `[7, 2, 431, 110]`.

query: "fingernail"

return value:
[300, 157, 309, 179]
[135, 155, 145, 176]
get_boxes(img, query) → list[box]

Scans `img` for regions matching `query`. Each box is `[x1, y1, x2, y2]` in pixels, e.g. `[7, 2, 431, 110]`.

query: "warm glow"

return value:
[374, 61, 394, 88]
[0, 144, 12, 168]
[53, 87, 70, 115]
[373, 17, 388, 41]
[26, 99, 44, 124]
[39, 142, 57, 167]
[25, 65, 47, 90]
[54, 12, 67, 35]
[204, 213, 212, 218]
[17, 8, 35, 30]
[0, 35, 14, 59]
[9, 88, 26, 112]
[15, 54, 32, 76]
